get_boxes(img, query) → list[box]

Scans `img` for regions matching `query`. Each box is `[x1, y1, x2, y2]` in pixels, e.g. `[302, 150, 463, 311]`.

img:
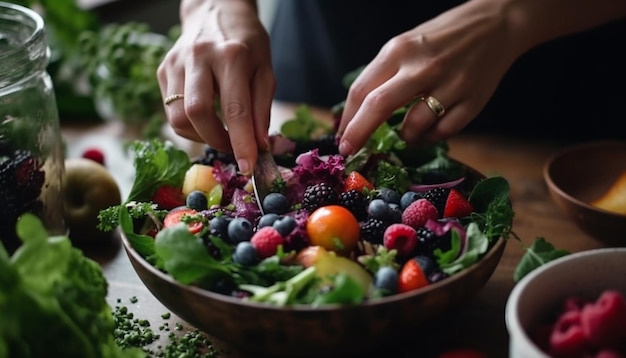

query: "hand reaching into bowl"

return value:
[157, 0, 626, 176]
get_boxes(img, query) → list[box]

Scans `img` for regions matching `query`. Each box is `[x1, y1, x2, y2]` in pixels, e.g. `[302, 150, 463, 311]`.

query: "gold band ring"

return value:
[421, 96, 446, 118]
[164, 93, 184, 105]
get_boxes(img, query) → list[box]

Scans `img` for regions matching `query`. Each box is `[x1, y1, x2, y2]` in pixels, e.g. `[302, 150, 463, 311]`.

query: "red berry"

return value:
[383, 223, 417, 258]
[163, 207, 203, 234]
[82, 148, 105, 165]
[581, 290, 626, 349]
[401, 198, 439, 229]
[549, 309, 589, 357]
[152, 184, 186, 210]
[443, 189, 473, 218]
[343, 171, 374, 193]
[398, 258, 429, 293]
[595, 350, 625, 358]
[250, 226, 285, 259]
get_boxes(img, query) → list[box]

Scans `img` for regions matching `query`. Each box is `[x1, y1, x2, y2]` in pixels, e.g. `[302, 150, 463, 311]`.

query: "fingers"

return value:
[251, 66, 275, 151]
[215, 45, 261, 176]
[338, 66, 419, 156]
[184, 57, 232, 151]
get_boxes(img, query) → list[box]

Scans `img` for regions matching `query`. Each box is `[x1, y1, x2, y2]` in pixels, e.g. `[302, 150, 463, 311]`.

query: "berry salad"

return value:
[99, 106, 514, 306]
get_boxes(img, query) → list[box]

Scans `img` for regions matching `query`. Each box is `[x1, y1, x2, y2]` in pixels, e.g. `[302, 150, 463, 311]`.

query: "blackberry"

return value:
[302, 182, 337, 212]
[339, 189, 368, 221]
[415, 227, 452, 258]
[0, 149, 45, 253]
[423, 187, 450, 217]
[360, 218, 387, 244]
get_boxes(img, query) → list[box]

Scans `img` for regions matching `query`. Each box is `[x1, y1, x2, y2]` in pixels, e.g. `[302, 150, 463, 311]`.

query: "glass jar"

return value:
[0, 2, 65, 253]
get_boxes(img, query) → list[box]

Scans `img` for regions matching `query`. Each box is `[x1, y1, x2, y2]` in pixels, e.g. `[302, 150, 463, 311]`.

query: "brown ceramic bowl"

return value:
[543, 140, 626, 246]
[120, 162, 507, 357]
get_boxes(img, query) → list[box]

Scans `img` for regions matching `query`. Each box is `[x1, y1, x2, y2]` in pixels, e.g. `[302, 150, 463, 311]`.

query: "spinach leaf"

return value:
[514, 237, 570, 282]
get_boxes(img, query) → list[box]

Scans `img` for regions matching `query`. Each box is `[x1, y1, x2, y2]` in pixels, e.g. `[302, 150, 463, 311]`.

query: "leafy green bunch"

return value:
[78, 22, 175, 138]
[0, 214, 144, 358]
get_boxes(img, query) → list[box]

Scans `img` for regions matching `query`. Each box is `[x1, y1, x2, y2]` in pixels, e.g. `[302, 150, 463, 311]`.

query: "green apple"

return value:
[63, 158, 122, 245]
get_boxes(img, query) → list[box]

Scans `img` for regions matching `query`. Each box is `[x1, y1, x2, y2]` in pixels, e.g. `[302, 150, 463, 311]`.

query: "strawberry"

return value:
[163, 207, 204, 234]
[152, 184, 186, 210]
[580, 290, 626, 348]
[250, 226, 285, 259]
[401, 198, 439, 229]
[343, 171, 374, 193]
[82, 147, 105, 165]
[383, 223, 417, 258]
[443, 188, 474, 218]
[398, 257, 429, 293]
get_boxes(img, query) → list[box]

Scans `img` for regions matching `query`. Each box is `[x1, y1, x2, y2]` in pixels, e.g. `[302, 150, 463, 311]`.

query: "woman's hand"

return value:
[157, 0, 275, 175]
[337, 0, 521, 155]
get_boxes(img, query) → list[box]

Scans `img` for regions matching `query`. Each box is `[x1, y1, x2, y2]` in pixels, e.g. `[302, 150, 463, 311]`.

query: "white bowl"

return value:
[505, 248, 626, 358]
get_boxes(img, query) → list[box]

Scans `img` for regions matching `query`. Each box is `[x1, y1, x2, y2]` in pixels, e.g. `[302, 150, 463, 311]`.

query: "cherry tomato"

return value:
[163, 207, 204, 234]
[306, 205, 360, 254]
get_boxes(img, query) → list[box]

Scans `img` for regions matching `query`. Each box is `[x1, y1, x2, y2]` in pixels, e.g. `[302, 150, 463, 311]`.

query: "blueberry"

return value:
[273, 215, 297, 236]
[227, 217, 254, 243]
[400, 191, 423, 210]
[209, 215, 231, 239]
[258, 213, 280, 229]
[387, 203, 402, 223]
[186, 190, 208, 211]
[376, 187, 401, 205]
[262, 192, 290, 214]
[368, 198, 390, 221]
[413, 255, 437, 278]
[374, 266, 398, 295]
[233, 241, 258, 266]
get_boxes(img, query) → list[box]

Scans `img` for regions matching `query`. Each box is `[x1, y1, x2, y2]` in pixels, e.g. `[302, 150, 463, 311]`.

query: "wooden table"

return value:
[63, 102, 607, 358]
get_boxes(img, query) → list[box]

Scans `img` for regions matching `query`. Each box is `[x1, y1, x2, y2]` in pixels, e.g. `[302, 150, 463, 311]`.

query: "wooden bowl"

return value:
[543, 140, 626, 246]
[122, 233, 505, 357]
[120, 162, 507, 357]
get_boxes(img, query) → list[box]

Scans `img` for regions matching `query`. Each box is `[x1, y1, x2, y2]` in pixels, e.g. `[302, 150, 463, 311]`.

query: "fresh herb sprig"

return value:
[78, 22, 175, 138]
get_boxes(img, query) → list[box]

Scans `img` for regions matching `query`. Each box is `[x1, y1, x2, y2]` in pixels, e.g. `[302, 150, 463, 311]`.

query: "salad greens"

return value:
[0, 214, 144, 358]
[98, 105, 567, 305]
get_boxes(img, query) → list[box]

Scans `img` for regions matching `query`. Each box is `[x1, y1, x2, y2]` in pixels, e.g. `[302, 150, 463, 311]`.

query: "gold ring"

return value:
[164, 93, 184, 105]
[421, 96, 446, 118]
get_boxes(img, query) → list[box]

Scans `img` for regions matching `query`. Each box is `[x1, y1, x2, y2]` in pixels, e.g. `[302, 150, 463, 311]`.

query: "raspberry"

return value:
[302, 182, 337, 212]
[580, 290, 626, 348]
[383, 223, 417, 258]
[549, 309, 589, 357]
[250, 226, 285, 259]
[82, 147, 105, 165]
[401, 198, 439, 229]
[423, 187, 450, 217]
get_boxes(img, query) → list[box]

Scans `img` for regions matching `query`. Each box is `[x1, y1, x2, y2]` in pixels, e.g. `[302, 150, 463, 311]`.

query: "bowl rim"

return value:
[505, 247, 626, 357]
[121, 227, 506, 312]
[543, 140, 626, 219]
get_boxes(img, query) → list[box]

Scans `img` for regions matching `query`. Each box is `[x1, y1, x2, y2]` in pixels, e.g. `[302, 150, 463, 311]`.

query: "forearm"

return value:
[498, 0, 626, 53]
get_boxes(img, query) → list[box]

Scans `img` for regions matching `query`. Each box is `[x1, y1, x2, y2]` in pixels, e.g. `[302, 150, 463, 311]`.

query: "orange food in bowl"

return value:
[306, 205, 360, 254]
[591, 171, 626, 215]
